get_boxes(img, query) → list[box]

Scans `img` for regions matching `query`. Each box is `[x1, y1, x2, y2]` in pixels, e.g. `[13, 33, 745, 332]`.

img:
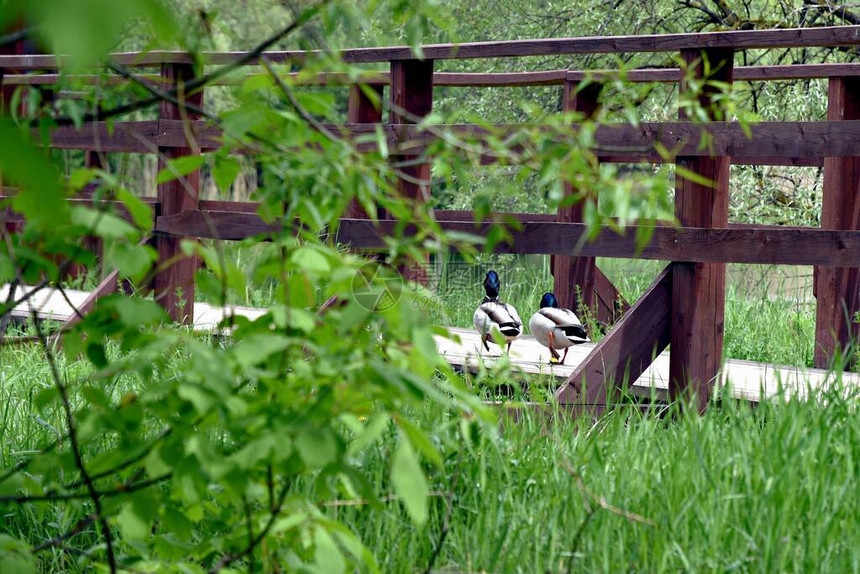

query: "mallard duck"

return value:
[528, 292, 589, 364]
[473, 270, 522, 354]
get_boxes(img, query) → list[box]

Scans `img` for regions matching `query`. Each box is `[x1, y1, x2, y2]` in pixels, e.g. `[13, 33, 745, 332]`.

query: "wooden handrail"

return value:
[6, 63, 860, 89]
[1, 26, 858, 69]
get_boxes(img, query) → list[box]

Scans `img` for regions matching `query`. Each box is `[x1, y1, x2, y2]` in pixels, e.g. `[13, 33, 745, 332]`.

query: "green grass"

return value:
[330, 392, 860, 572]
[1, 253, 848, 571]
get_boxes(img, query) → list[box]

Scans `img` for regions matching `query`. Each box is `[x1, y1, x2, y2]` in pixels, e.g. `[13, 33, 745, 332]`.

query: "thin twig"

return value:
[425, 450, 464, 574]
[32, 514, 96, 552]
[44, 1, 330, 128]
[31, 299, 118, 572]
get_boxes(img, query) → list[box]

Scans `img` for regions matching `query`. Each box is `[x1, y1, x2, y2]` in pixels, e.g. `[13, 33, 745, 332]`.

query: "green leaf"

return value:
[0, 120, 66, 230]
[348, 414, 389, 455]
[0, 535, 35, 574]
[71, 206, 137, 239]
[291, 247, 331, 274]
[391, 436, 428, 525]
[28, 0, 179, 71]
[212, 156, 242, 193]
[108, 242, 158, 282]
[314, 527, 345, 574]
[116, 503, 149, 541]
[116, 187, 154, 229]
[398, 418, 443, 469]
[297, 429, 338, 469]
[156, 155, 206, 184]
[231, 334, 291, 369]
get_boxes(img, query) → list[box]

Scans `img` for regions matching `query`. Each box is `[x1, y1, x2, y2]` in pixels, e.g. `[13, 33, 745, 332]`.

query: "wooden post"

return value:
[153, 63, 203, 324]
[670, 48, 734, 413]
[814, 77, 860, 368]
[390, 59, 433, 284]
[553, 80, 604, 323]
[345, 84, 384, 219]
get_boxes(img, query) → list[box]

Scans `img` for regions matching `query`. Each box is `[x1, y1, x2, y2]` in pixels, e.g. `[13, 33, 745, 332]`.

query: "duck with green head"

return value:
[473, 270, 522, 354]
[528, 292, 589, 364]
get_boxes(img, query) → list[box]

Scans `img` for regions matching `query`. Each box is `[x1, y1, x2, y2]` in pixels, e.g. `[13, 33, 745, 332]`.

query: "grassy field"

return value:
[334, 392, 860, 572]
[3, 347, 857, 571]
[2, 251, 852, 571]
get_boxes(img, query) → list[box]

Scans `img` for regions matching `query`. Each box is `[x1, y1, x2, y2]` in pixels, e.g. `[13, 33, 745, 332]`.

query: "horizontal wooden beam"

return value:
[2, 27, 858, 68]
[152, 212, 860, 267]
[335, 219, 860, 266]
[47, 120, 223, 153]
[43, 119, 860, 161]
[5, 64, 860, 90]
[387, 121, 860, 159]
[566, 63, 860, 83]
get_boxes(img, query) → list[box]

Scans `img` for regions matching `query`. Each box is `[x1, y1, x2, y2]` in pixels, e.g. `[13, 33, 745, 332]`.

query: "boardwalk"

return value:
[3, 284, 856, 403]
[436, 327, 858, 403]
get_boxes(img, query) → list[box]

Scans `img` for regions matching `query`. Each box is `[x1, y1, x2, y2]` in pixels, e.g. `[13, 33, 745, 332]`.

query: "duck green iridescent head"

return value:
[539, 292, 558, 308]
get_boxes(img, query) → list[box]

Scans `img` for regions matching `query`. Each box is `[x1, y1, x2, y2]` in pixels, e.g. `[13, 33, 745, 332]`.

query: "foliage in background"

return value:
[0, 0, 856, 571]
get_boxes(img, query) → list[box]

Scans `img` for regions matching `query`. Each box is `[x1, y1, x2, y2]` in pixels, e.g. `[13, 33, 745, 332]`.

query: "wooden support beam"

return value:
[670, 48, 734, 413]
[157, 212, 860, 268]
[61, 268, 120, 329]
[553, 80, 613, 326]
[814, 76, 860, 369]
[555, 265, 672, 407]
[153, 63, 203, 324]
[42, 119, 860, 162]
[390, 58, 433, 283]
[345, 83, 383, 219]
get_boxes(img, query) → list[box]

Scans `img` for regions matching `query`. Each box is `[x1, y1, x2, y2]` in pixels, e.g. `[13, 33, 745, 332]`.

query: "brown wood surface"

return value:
[43, 119, 860, 161]
[3, 27, 859, 68]
[390, 59, 434, 284]
[156, 212, 860, 267]
[553, 80, 606, 326]
[62, 268, 120, 329]
[345, 84, 384, 219]
[153, 63, 203, 324]
[7, 63, 860, 90]
[670, 48, 733, 413]
[555, 265, 672, 406]
[814, 76, 860, 369]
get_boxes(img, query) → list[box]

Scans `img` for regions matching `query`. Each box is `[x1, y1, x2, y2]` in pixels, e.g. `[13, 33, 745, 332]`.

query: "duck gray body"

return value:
[474, 270, 522, 353]
[528, 292, 589, 364]
[474, 298, 523, 343]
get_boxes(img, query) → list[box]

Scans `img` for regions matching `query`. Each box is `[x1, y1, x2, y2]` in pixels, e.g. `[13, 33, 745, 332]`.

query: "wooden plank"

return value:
[593, 265, 629, 325]
[4, 27, 857, 68]
[157, 210, 279, 239]
[47, 120, 222, 153]
[567, 63, 860, 83]
[553, 79, 605, 323]
[438, 326, 860, 404]
[345, 84, 384, 219]
[390, 59, 433, 284]
[41, 119, 860, 160]
[294, 217, 860, 266]
[154, 211, 860, 267]
[7, 64, 860, 91]
[670, 48, 733, 413]
[814, 77, 860, 369]
[555, 265, 672, 406]
[153, 64, 203, 324]
[61, 268, 120, 329]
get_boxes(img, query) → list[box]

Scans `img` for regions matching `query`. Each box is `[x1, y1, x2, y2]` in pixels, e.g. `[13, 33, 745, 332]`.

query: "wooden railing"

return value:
[2, 26, 860, 412]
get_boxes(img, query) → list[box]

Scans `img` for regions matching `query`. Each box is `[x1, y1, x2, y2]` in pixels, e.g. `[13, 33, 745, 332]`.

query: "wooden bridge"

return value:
[2, 26, 860, 412]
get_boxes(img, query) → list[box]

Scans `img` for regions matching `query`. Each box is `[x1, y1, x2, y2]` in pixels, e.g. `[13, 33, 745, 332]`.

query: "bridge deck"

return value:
[3, 284, 855, 403]
[436, 327, 859, 403]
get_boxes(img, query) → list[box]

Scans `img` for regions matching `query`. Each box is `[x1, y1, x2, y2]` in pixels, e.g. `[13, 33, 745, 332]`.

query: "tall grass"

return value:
[332, 390, 860, 572]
